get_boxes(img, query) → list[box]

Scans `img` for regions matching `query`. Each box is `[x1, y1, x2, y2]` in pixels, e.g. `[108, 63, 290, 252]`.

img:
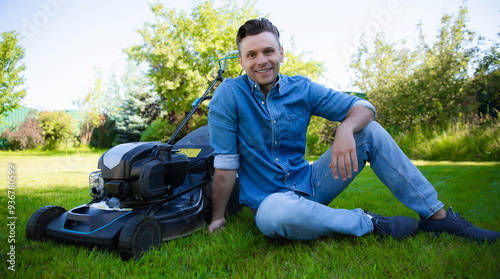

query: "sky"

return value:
[0, 0, 499, 111]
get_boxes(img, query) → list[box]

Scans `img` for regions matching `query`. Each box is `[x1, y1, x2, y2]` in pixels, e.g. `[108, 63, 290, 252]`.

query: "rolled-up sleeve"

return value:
[352, 99, 377, 120]
[213, 154, 240, 169]
[208, 81, 240, 170]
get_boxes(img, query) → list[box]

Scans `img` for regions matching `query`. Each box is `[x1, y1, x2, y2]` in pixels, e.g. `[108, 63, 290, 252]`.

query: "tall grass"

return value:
[0, 153, 498, 278]
[393, 119, 499, 161]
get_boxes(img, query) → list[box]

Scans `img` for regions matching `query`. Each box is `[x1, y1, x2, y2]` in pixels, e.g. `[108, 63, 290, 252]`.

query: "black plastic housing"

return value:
[98, 143, 190, 200]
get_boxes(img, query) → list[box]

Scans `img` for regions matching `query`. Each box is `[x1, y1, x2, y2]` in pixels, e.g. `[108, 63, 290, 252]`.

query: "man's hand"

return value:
[329, 105, 374, 180]
[329, 124, 358, 180]
[208, 217, 226, 233]
[208, 169, 236, 234]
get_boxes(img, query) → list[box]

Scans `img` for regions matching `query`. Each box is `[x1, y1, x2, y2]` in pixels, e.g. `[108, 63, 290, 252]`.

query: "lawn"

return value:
[0, 152, 498, 278]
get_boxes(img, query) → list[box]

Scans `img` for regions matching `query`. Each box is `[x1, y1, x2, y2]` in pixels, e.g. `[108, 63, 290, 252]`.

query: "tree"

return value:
[126, 0, 258, 116]
[280, 39, 324, 81]
[74, 68, 120, 145]
[112, 62, 162, 144]
[467, 43, 500, 119]
[0, 31, 26, 119]
[349, 7, 480, 129]
[126, 0, 324, 120]
[75, 71, 105, 145]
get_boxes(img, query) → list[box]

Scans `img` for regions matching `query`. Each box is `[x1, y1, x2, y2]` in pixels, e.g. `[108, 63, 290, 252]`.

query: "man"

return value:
[207, 18, 499, 242]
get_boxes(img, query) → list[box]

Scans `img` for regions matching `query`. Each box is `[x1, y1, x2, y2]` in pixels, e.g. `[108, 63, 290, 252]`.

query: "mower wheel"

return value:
[118, 215, 161, 261]
[26, 205, 66, 241]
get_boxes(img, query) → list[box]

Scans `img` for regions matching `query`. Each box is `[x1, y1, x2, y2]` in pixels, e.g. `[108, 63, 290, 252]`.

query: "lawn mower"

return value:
[26, 52, 242, 261]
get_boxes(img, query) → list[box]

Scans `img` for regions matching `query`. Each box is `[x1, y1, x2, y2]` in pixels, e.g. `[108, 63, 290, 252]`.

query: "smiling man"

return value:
[237, 30, 283, 97]
[206, 18, 499, 242]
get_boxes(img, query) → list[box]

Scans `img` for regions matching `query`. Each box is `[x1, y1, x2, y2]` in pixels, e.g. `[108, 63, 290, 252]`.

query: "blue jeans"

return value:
[255, 121, 444, 240]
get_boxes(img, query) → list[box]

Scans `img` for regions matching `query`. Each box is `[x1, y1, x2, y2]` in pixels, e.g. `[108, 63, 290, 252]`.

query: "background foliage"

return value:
[0, 3, 498, 161]
[39, 111, 78, 150]
[0, 31, 26, 120]
[1, 110, 79, 151]
[74, 70, 107, 146]
[349, 7, 483, 130]
[0, 110, 43, 150]
[125, 1, 259, 115]
[111, 62, 162, 145]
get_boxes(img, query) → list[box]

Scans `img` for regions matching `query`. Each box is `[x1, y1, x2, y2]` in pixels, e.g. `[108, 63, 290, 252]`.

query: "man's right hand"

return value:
[208, 217, 226, 233]
[208, 168, 237, 234]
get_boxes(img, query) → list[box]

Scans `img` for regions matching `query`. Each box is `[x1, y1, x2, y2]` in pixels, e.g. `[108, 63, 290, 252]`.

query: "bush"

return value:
[140, 117, 177, 143]
[141, 112, 208, 143]
[392, 118, 500, 161]
[89, 114, 116, 149]
[305, 116, 338, 156]
[0, 110, 44, 150]
[39, 111, 78, 150]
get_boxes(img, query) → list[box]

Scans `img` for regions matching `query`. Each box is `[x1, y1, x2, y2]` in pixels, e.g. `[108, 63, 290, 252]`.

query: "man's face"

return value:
[238, 31, 284, 94]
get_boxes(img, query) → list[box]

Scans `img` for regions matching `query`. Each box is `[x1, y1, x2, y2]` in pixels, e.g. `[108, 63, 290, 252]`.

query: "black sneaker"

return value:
[419, 207, 500, 243]
[365, 211, 419, 239]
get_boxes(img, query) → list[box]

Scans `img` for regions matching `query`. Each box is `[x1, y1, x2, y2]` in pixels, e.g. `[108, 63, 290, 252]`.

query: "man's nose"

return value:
[256, 53, 267, 65]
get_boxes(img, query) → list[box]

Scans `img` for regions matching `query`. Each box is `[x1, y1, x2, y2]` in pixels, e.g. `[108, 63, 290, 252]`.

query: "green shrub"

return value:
[141, 113, 208, 143]
[140, 117, 178, 142]
[306, 116, 338, 156]
[89, 114, 116, 148]
[39, 111, 78, 150]
[0, 110, 44, 150]
[393, 118, 499, 161]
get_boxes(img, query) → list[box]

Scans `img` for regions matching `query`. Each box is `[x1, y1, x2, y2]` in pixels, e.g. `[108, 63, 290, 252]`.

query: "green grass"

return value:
[393, 120, 500, 161]
[0, 153, 498, 278]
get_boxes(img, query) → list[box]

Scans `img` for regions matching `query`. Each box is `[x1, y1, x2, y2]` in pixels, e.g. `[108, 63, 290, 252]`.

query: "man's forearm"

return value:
[340, 105, 375, 133]
[211, 168, 237, 221]
[330, 105, 375, 180]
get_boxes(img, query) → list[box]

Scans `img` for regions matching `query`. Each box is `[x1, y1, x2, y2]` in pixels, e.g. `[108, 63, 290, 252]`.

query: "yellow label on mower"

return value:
[178, 148, 202, 157]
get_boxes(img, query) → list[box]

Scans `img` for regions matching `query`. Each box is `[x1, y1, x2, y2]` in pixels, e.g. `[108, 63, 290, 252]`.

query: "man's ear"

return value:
[280, 46, 284, 63]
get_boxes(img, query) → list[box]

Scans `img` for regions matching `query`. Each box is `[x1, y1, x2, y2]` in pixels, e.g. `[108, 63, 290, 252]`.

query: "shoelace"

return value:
[372, 217, 389, 235]
[452, 211, 473, 228]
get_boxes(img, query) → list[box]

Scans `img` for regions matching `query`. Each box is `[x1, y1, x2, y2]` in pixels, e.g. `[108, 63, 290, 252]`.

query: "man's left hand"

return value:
[329, 124, 358, 181]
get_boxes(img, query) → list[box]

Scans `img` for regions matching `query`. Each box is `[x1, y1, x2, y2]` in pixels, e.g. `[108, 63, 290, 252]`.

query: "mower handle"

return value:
[167, 52, 238, 145]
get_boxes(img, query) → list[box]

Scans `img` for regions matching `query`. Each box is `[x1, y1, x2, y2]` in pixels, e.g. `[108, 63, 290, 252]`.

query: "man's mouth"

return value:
[256, 68, 271, 73]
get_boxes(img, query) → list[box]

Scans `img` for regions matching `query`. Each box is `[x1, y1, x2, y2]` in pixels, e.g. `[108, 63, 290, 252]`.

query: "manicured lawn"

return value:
[0, 152, 498, 278]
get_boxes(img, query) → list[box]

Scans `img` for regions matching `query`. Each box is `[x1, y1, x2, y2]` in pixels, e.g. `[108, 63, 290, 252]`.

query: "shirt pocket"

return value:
[286, 110, 310, 142]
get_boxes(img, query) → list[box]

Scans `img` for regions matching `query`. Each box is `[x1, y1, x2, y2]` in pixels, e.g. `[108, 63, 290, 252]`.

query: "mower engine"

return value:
[89, 143, 190, 201]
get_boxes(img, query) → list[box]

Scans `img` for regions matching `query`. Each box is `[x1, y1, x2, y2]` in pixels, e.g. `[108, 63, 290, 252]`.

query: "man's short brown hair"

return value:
[236, 18, 280, 52]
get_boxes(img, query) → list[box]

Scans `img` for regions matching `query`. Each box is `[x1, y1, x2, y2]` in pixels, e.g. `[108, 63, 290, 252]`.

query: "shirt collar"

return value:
[247, 74, 283, 96]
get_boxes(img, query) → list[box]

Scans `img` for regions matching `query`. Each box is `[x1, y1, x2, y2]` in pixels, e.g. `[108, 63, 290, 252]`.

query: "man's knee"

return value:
[255, 192, 299, 238]
[356, 121, 391, 142]
[361, 121, 384, 134]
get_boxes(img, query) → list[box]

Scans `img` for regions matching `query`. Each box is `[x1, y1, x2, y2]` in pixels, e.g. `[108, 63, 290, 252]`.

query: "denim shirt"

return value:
[207, 74, 376, 210]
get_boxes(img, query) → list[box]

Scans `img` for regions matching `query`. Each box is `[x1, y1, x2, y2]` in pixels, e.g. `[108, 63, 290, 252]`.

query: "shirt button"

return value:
[292, 185, 296, 188]
[275, 158, 278, 161]
[261, 101, 265, 105]
[275, 141, 278, 144]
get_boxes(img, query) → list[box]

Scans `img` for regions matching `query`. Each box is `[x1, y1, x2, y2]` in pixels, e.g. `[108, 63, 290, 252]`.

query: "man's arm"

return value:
[329, 105, 375, 180]
[207, 168, 237, 233]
